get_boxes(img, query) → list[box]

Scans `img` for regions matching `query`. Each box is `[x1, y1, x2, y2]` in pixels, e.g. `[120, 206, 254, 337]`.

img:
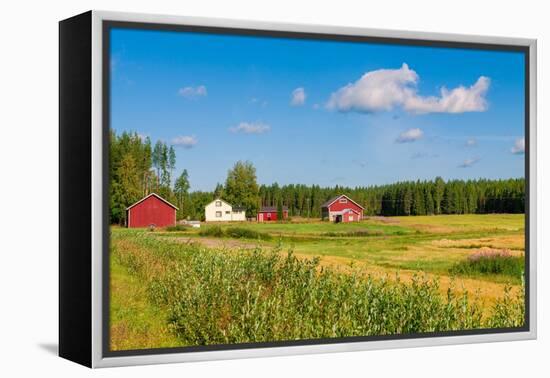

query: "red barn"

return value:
[321, 194, 364, 223]
[257, 206, 289, 222]
[126, 193, 178, 228]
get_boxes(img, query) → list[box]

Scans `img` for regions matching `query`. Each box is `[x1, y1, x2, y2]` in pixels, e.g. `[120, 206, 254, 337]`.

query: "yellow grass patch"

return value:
[431, 235, 525, 253]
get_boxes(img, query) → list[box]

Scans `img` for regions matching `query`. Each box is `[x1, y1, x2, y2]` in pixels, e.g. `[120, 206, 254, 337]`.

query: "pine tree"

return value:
[152, 140, 163, 190]
[169, 146, 176, 179]
[403, 186, 413, 216]
[277, 197, 283, 221]
[434, 176, 445, 215]
[174, 170, 190, 219]
[412, 184, 426, 215]
[425, 187, 435, 215]
[213, 183, 224, 199]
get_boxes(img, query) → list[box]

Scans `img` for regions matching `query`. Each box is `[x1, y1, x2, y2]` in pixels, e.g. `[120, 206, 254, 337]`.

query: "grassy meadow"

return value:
[110, 214, 526, 351]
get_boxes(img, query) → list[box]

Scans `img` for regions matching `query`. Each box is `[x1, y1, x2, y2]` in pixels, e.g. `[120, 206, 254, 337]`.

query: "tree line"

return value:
[110, 130, 525, 224]
[257, 177, 525, 218]
[110, 131, 188, 224]
[109, 131, 259, 224]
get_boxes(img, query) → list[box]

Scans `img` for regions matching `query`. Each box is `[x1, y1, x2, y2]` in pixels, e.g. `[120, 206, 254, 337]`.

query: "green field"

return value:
[110, 214, 525, 351]
[158, 214, 525, 283]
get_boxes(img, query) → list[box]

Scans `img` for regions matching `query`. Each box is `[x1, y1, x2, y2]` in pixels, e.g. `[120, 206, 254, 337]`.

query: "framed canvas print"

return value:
[59, 10, 537, 368]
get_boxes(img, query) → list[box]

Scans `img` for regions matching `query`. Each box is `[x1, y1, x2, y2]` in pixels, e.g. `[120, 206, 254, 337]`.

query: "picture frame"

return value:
[59, 10, 537, 368]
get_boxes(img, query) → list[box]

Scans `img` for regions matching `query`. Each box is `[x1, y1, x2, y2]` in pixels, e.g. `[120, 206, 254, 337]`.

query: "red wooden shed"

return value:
[257, 206, 289, 222]
[126, 193, 178, 228]
[321, 194, 364, 223]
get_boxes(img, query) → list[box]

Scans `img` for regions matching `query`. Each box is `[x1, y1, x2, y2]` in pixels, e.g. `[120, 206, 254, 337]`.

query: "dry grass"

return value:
[432, 236, 525, 253]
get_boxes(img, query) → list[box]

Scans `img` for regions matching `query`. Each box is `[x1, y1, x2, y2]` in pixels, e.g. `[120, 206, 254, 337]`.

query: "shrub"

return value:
[199, 225, 225, 237]
[450, 249, 524, 280]
[225, 227, 272, 240]
[198, 226, 272, 240]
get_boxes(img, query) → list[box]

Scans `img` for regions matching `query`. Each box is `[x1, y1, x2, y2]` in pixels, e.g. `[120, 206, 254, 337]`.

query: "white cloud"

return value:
[466, 138, 477, 147]
[230, 122, 271, 134]
[396, 128, 423, 143]
[458, 157, 480, 168]
[178, 85, 207, 99]
[290, 87, 306, 106]
[511, 138, 525, 154]
[405, 77, 490, 114]
[171, 135, 198, 149]
[327, 63, 490, 114]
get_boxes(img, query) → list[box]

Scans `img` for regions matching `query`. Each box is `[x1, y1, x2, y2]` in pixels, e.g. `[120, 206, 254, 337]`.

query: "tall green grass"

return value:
[112, 230, 525, 347]
[199, 226, 272, 240]
[198, 225, 225, 237]
[450, 249, 524, 283]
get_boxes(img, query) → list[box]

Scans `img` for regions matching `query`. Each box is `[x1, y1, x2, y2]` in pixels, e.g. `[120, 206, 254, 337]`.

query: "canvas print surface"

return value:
[108, 26, 527, 353]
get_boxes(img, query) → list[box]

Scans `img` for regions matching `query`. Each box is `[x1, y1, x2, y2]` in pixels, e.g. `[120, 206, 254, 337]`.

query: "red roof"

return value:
[259, 206, 289, 212]
[321, 194, 364, 210]
[126, 193, 179, 211]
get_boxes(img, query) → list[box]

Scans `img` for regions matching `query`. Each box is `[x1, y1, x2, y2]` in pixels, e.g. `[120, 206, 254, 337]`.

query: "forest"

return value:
[110, 130, 525, 224]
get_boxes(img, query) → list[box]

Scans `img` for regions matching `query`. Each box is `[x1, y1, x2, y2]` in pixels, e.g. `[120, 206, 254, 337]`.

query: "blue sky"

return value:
[110, 28, 526, 192]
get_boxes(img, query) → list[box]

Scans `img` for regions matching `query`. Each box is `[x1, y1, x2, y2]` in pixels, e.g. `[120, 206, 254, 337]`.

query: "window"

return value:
[215, 211, 222, 217]
[349, 215, 354, 221]
[215, 201, 222, 207]
[225, 211, 230, 214]
[339, 198, 348, 204]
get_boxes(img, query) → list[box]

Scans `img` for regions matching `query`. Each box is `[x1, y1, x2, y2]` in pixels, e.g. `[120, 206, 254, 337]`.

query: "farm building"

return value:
[205, 199, 246, 222]
[321, 194, 364, 223]
[257, 206, 289, 222]
[126, 193, 178, 228]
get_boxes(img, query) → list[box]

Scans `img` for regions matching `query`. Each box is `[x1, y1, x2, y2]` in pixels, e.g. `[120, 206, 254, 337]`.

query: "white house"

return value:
[204, 199, 246, 222]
